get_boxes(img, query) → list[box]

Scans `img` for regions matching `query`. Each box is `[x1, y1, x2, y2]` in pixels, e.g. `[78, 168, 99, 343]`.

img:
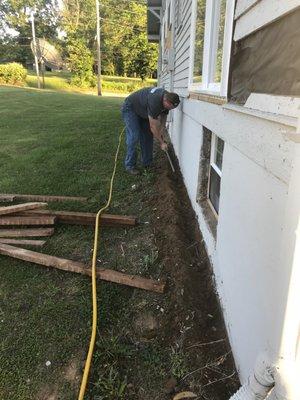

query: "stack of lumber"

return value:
[0, 193, 165, 293]
[0, 202, 54, 247]
[0, 195, 85, 247]
[0, 193, 88, 203]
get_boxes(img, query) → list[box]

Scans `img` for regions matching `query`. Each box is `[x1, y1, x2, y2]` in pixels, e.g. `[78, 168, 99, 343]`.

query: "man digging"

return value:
[122, 87, 180, 175]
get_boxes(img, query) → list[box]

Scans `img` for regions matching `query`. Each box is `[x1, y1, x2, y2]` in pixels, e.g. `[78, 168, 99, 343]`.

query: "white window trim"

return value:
[210, 134, 223, 176]
[188, 0, 235, 98]
[207, 133, 223, 216]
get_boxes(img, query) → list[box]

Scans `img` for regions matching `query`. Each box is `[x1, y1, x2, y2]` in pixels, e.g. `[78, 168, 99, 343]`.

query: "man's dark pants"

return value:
[122, 100, 153, 170]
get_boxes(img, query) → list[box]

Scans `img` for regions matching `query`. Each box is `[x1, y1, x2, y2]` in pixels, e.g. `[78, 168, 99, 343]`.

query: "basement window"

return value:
[208, 134, 224, 215]
[197, 128, 224, 238]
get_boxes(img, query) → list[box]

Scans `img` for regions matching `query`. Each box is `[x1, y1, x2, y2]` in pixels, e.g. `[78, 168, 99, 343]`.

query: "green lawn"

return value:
[0, 86, 164, 399]
[0, 86, 239, 400]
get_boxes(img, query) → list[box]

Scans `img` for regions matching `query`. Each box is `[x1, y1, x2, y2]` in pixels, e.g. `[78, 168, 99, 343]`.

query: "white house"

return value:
[147, 1, 300, 398]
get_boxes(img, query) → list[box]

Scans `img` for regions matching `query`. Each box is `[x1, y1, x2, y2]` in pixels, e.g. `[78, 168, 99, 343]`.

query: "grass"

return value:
[26, 70, 157, 95]
[0, 86, 174, 400]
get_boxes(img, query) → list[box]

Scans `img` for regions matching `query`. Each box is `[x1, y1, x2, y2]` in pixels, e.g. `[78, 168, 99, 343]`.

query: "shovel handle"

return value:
[164, 150, 175, 173]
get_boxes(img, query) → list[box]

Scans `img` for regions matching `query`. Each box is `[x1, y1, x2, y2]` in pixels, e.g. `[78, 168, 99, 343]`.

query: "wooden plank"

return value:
[0, 244, 165, 294]
[0, 193, 88, 203]
[0, 216, 56, 226]
[0, 195, 16, 203]
[0, 228, 54, 238]
[0, 239, 46, 247]
[0, 202, 47, 216]
[19, 210, 137, 227]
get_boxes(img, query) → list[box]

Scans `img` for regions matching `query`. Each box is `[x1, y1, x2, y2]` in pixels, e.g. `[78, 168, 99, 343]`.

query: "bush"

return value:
[67, 39, 94, 88]
[0, 63, 27, 85]
[100, 79, 152, 93]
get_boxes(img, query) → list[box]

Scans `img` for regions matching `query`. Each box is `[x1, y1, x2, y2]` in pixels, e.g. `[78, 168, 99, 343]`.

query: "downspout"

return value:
[229, 353, 274, 400]
[229, 141, 300, 400]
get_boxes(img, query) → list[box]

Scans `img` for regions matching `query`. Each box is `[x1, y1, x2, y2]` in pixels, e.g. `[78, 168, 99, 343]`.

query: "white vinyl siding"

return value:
[160, 0, 172, 90]
[234, 0, 300, 40]
[173, 0, 193, 95]
[234, 0, 260, 19]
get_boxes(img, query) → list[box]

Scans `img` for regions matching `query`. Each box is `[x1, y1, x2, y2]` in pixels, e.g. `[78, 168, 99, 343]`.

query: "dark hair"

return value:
[164, 91, 180, 107]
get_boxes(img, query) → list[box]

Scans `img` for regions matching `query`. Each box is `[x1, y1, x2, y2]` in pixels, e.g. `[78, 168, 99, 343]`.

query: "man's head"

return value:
[163, 91, 180, 110]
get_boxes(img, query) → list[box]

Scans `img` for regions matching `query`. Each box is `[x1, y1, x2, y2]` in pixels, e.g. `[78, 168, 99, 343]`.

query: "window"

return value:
[192, 0, 206, 84]
[208, 134, 224, 215]
[215, 0, 226, 83]
[189, 0, 235, 96]
[196, 128, 224, 237]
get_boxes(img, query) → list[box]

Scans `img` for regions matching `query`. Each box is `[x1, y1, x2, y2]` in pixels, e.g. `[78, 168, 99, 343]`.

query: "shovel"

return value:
[164, 149, 175, 173]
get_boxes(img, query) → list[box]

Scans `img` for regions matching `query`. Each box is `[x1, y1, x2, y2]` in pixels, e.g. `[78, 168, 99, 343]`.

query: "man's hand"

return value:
[160, 142, 168, 151]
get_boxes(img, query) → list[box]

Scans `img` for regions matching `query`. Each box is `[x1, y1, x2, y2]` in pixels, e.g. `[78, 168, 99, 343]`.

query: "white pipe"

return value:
[265, 360, 300, 400]
[229, 384, 269, 400]
[229, 353, 274, 400]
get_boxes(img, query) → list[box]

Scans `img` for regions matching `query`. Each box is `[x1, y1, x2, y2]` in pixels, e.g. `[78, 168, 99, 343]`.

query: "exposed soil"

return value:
[142, 147, 240, 399]
[2, 144, 240, 400]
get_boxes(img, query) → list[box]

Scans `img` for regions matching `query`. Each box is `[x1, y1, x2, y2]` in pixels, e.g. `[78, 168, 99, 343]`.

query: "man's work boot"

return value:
[126, 168, 139, 175]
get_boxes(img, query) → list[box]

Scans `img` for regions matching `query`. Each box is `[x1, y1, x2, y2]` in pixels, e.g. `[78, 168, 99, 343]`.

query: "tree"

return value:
[67, 38, 94, 86]
[99, 0, 158, 79]
[1, 0, 159, 82]
[60, 0, 96, 85]
[0, 0, 60, 65]
[60, 0, 158, 81]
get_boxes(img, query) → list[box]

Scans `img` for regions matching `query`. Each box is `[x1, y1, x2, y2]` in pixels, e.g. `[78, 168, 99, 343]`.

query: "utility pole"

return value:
[96, 0, 102, 96]
[30, 9, 41, 89]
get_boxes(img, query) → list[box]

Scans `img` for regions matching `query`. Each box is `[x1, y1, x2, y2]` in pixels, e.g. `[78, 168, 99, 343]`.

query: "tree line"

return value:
[0, 0, 158, 84]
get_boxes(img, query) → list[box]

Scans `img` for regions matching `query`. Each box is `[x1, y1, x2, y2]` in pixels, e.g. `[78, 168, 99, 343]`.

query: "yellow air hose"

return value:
[78, 127, 125, 400]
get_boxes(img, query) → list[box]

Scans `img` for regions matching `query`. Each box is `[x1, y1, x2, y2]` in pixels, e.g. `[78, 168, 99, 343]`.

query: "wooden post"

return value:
[0, 228, 54, 237]
[19, 209, 137, 227]
[0, 216, 56, 226]
[96, 0, 102, 96]
[0, 202, 47, 216]
[0, 195, 15, 203]
[0, 244, 166, 294]
[0, 239, 46, 247]
[30, 9, 41, 89]
[0, 194, 88, 203]
[40, 58, 45, 89]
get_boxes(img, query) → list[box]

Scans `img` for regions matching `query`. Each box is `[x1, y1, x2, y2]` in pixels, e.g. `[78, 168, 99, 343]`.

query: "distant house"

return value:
[147, 1, 300, 398]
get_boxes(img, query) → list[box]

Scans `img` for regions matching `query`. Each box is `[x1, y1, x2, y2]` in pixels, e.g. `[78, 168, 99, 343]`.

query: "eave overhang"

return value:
[147, 0, 162, 43]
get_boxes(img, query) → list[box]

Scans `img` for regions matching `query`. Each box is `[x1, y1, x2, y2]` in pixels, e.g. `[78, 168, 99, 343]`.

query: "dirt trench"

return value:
[143, 147, 240, 399]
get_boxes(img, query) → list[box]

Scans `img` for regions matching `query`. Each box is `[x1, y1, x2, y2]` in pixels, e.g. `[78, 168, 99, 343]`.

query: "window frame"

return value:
[188, 0, 235, 97]
[207, 133, 224, 216]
